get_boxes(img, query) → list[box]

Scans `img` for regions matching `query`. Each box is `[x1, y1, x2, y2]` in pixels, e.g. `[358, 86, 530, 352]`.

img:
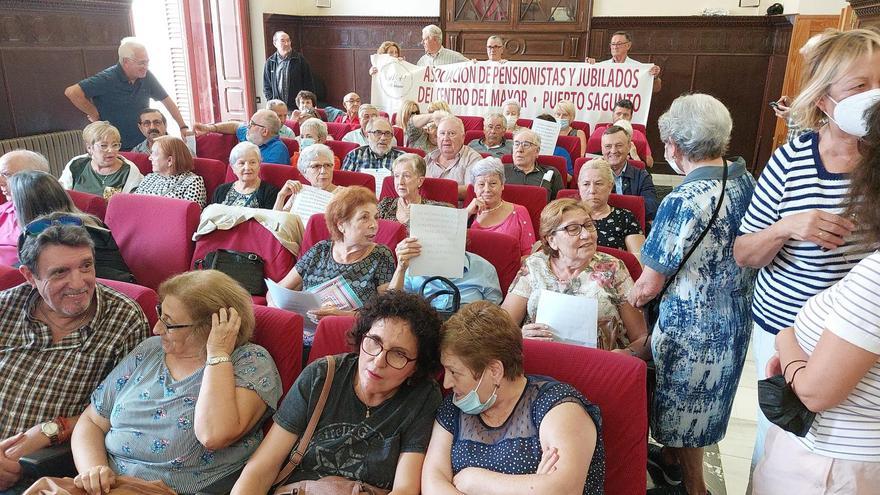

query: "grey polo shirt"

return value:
[503, 163, 564, 201]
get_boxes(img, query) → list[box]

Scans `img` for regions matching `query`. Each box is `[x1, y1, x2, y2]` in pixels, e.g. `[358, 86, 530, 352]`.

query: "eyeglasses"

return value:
[139, 119, 164, 126]
[344, 98, 361, 104]
[554, 222, 597, 236]
[369, 130, 393, 139]
[610, 41, 630, 47]
[513, 141, 537, 150]
[487, 45, 503, 50]
[155, 304, 197, 332]
[94, 142, 122, 152]
[25, 215, 83, 237]
[247, 120, 266, 130]
[485, 124, 505, 131]
[307, 163, 334, 171]
[361, 334, 416, 370]
[126, 57, 150, 67]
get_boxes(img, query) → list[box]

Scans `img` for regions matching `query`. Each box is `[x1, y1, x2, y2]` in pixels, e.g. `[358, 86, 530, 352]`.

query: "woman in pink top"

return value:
[466, 157, 535, 256]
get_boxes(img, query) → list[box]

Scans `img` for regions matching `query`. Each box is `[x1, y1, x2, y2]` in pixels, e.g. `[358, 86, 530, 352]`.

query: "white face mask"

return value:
[826, 89, 880, 137]
[505, 115, 517, 127]
[665, 146, 684, 175]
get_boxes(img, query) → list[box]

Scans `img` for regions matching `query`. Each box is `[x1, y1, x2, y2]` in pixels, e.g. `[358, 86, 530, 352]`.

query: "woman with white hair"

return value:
[377, 153, 451, 230]
[577, 158, 644, 258]
[466, 157, 535, 256]
[274, 143, 342, 212]
[289, 118, 340, 169]
[553, 99, 586, 157]
[212, 142, 279, 208]
[627, 93, 757, 495]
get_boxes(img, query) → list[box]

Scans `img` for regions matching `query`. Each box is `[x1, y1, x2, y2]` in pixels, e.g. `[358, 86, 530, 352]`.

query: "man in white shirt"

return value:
[586, 31, 662, 93]
[426, 116, 482, 199]
[417, 24, 468, 67]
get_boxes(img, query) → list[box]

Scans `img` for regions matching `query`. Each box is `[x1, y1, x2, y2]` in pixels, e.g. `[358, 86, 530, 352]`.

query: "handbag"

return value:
[23, 475, 176, 495]
[194, 249, 266, 296]
[271, 355, 391, 495]
[419, 276, 461, 320]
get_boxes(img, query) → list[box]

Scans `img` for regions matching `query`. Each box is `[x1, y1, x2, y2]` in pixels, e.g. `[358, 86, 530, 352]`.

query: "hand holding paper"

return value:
[530, 119, 562, 157]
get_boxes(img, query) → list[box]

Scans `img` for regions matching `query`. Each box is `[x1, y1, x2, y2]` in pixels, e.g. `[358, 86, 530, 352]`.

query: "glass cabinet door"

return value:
[453, 0, 510, 22]
[519, 0, 578, 23]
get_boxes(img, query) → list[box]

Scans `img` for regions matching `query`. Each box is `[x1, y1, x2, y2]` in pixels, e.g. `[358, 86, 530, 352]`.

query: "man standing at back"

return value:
[586, 31, 662, 93]
[263, 31, 315, 110]
[417, 25, 468, 67]
[64, 38, 190, 151]
[0, 150, 51, 267]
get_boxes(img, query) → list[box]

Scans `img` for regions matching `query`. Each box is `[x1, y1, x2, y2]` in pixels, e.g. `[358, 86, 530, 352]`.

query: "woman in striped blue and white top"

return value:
[752, 99, 880, 494]
[734, 28, 880, 467]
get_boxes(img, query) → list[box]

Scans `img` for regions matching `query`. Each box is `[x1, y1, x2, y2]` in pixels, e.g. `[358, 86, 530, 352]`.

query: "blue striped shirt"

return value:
[738, 132, 872, 334]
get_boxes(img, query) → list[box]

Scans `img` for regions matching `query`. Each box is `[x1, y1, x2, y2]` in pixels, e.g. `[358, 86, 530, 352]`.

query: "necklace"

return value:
[480, 202, 504, 215]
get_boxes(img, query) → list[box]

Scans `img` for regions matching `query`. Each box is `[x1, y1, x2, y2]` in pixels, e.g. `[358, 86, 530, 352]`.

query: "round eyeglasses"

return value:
[361, 334, 416, 369]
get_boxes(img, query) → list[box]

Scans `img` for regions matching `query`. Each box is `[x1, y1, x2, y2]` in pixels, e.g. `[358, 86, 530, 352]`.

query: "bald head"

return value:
[0, 150, 50, 201]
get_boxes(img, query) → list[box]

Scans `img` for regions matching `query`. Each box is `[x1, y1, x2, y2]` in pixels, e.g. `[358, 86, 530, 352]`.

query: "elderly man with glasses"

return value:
[342, 105, 398, 147]
[194, 109, 290, 165]
[585, 31, 662, 93]
[333, 92, 363, 125]
[65, 37, 191, 150]
[503, 129, 564, 201]
[342, 118, 404, 171]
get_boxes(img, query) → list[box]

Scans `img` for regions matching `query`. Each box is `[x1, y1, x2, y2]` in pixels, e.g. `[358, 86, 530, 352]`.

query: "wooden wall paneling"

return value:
[849, 0, 880, 27]
[457, 32, 572, 59]
[0, 51, 14, 139]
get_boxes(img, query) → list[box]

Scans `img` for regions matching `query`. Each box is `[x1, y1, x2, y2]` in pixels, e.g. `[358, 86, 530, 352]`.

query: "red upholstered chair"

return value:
[570, 120, 590, 137]
[522, 340, 647, 495]
[378, 111, 389, 119]
[252, 305, 303, 394]
[586, 127, 605, 155]
[332, 170, 375, 190]
[99, 278, 159, 329]
[0, 264, 24, 290]
[223, 163, 297, 191]
[316, 108, 328, 121]
[325, 140, 359, 163]
[556, 189, 579, 200]
[571, 157, 646, 188]
[67, 190, 107, 222]
[598, 121, 646, 135]
[192, 157, 227, 201]
[191, 219, 297, 304]
[195, 132, 239, 163]
[326, 122, 353, 141]
[378, 176, 459, 206]
[516, 118, 533, 129]
[104, 194, 200, 290]
[609, 193, 646, 232]
[392, 126, 404, 146]
[285, 119, 298, 134]
[308, 315, 356, 364]
[597, 245, 642, 280]
[396, 146, 425, 157]
[499, 154, 568, 186]
[465, 183, 547, 236]
[464, 129, 483, 144]
[280, 137, 299, 160]
[458, 116, 484, 131]
[299, 213, 406, 260]
[586, 124, 648, 159]
[466, 230, 520, 297]
[119, 152, 152, 176]
[556, 135, 581, 160]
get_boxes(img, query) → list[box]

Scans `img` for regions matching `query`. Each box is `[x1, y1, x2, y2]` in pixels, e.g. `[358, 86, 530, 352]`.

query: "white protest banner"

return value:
[371, 57, 655, 132]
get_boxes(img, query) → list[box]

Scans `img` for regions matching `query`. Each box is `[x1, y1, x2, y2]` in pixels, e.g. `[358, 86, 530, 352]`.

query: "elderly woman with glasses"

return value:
[60, 121, 143, 199]
[378, 153, 451, 230]
[502, 198, 647, 352]
[212, 142, 279, 208]
[466, 157, 535, 257]
[274, 143, 342, 212]
[54, 270, 282, 495]
[232, 291, 443, 495]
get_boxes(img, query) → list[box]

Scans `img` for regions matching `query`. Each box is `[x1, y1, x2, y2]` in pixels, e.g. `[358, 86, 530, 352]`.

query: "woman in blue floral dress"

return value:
[629, 94, 757, 495]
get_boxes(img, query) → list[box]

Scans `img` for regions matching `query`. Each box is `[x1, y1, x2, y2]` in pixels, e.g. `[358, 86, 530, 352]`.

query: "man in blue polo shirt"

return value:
[193, 109, 290, 165]
[64, 37, 190, 151]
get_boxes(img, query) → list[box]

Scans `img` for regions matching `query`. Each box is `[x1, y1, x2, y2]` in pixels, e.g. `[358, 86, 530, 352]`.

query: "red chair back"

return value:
[392, 126, 403, 146]
[67, 190, 107, 222]
[586, 127, 604, 155]
[464, 130, 483, 145]
[597, 121, 647, 134]
[316, 108, 327, 121]
[195, 133, 239, 163]
[326, 122, 353, 141]
[299, 213, 406, 260]
[119, 152, 152, 176]
[396, 146, 425, 157]
[522, 339, 647, 495]
[516, 118, 533, 128]
[458, 116, 484, 131]
[465, 183, 547, 236]
[570, 120, 590, 137]
[308, 315, 356, 364]
[192, 219, 296, 284]
[466, 230, 520, 296]
[332, 170, 375, 191]
[596, 246, 642, 280]
[104, 194, 200, 290]
[99, 278, 159, 329]
[0, 264, 24, 290]
[280, 137, 299, 159]
[609, 194, 646, 232]
[556, 135, 581, 160]
[285, 119, 298, 135]
[325, 140, 359, 163]
[224, 163, 297, 191]
[556, 189, 579, 200]
[252, 305, 303, 395]
[378, 176, 459, 206]
[192, 157, 227, 201]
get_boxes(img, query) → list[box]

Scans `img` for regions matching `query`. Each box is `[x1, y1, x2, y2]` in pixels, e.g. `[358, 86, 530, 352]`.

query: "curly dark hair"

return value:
[847, 100, 880, 245]
[348, 290, 442, 382]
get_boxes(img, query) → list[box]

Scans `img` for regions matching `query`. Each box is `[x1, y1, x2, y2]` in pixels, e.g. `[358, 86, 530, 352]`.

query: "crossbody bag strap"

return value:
[271, 354, 337, 487]
[652, 160, 728, 308]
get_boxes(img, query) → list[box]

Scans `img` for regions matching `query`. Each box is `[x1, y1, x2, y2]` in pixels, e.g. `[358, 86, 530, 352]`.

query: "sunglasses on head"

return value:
[25, 215, 83, 237]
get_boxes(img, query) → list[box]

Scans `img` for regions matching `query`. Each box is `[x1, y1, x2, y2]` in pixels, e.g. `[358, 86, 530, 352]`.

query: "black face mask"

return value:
[758, 374, 816, 437]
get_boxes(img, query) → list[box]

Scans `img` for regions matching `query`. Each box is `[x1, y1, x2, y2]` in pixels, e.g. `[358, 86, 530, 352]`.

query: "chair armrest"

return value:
[19, 444, 76, 478]
[195, 467, 242, 495]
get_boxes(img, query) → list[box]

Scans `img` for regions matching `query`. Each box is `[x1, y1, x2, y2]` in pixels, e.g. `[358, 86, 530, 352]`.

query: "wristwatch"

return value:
[40, 420, 61, 446]
[206, 355, 231, 366]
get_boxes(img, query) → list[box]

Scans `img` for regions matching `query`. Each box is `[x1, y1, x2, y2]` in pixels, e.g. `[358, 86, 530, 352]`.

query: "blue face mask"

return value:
[299, 137, 315, 149]
[452, 370, 498, 415]
[558, 118, 570, 129]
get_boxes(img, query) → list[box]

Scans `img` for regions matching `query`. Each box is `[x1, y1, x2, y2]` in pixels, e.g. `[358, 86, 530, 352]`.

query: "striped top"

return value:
[738, 132, 871, 334]
[793, 252, 880, 461]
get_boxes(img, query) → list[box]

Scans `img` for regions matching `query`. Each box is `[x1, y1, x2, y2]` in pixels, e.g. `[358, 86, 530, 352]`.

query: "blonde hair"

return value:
[82, 121, 121, 148]
[554, 100, 576, 120]
[398, 100, 420, 128]
[790, 27, 880, 131]
[579, 158, 614, 184]
[427, 100, 451, 113]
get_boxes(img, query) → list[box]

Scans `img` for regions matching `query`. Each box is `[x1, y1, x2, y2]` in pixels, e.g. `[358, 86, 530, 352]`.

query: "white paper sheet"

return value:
[358, 167, 392, 198]
[185, 134, 197, 155]
[534, 289, 598, 347]
[265, 278, 323, 333]
[289, 185, 334, 224]
[530, 119, 561, 156]
[408, 204, 468, 279]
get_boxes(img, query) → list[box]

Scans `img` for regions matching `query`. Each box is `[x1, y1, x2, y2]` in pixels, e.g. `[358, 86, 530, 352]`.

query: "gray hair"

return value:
[11, 170, 86, 227]
[118, 37, 146, 63]
[358, 104, 378, 120]
[658, 93, 732, 162]
[266, 99, 288, 112]
[273, 31, 289, 43]
[438, 115, 464, 133]
[229, 141, 260, 165]
[613, 119, 633, 137]
[299, 118, 327, 141]
[254, 109, 282, 135]
[487, 35, 504, 45]
[19, 213, 95, 275]
[367, 117, 392, 133]
[296, 143, 334, 175]
[501, 99, 521, 112]
[470, 157, 505, 185]
[484, 112, 505, 126]
[422, 24, 443, 42]
[0, 149, 50, 174]
[393, 153, 427, 177]
[514, 128, 541, 147]
[578, 158, 615, 184]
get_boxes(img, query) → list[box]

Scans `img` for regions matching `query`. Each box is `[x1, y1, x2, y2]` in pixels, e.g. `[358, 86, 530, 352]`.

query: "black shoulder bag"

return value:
[419, 276, 462, 320]
[194, 249, 267, 296]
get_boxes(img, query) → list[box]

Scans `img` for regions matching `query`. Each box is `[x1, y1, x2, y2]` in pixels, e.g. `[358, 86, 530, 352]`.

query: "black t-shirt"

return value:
[596, 207, 642, 250]
[273, 353, 441, 489]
